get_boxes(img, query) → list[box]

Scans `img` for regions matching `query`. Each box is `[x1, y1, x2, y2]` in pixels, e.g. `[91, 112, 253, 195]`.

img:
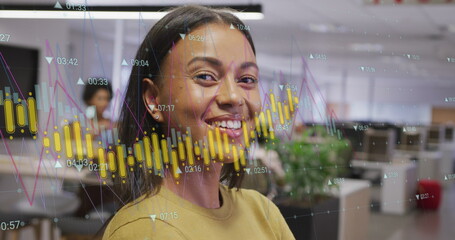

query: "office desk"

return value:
[351, 160, 417, 215]
[440, 142, 455, 187]
[0, 154, 105, 185]
[394, 150, 444, 182]
[0, 154, 113, 218]
[330, 179, 371, 240]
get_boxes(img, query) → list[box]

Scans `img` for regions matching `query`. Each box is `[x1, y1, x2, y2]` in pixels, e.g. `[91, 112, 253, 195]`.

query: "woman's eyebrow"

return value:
[187, 56, 222, 67]
[240, 62, 259, 70]
[187, 57, 258, 71]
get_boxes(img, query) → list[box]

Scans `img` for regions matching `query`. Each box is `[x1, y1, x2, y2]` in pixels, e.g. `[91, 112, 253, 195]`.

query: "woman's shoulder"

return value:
[222, 186, 295, 239]
[222, 185, 282, 214]
[103, 217, 185, 240]
[103, 196, 149, 236]
[103, 194, 186, 239]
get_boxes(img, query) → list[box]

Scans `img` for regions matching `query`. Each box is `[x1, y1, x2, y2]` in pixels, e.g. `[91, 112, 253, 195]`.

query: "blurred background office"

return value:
[0, 0, 454, 239]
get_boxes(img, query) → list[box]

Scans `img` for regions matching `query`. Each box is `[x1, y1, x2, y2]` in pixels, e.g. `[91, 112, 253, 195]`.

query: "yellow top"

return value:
[102, 185, 295, 240]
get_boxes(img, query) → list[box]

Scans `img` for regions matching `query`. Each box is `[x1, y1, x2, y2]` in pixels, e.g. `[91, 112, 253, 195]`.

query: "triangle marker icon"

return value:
[445, 98, 449, 102]
[54, 1, 63, 9]
[75, 164, 83, 172]
[55, 161, 62, 169]
[384, 174, 388, 179]
[179, 33, 186, 40]
[149, 214, 156, 222]
[328, 179, 332, 185]
[309, 54, 314, 59]
[445, 175, 448, 180]
[245, 168, 251, 174]
[176, 167, 182, 174]
[360, 66, 365, 71]
[403, 127, 407, 132]
[416, 194, 419, 200]
[148, 105, 155, 111]
[77, 78, 84, 85]
[121, 59, 128, 66]
[45, 57, 53, 64]
[279, 85, 284, 91]
[230, 23, 235, 29]
[353, 125, 358, 131]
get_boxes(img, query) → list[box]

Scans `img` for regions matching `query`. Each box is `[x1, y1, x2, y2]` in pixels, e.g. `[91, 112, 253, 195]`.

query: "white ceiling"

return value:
[2, 0, 455, 87]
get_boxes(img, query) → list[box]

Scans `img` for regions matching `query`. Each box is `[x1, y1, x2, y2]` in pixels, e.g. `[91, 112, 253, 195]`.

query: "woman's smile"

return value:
[204, 114, 245, 139]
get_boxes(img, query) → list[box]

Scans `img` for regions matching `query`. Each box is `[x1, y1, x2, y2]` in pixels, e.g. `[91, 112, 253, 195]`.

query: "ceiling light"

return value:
[0, 4, 263, 20]
[231, 12, 264, 20]
[306, 23, 348, 33]
[0, 10, 168, 20]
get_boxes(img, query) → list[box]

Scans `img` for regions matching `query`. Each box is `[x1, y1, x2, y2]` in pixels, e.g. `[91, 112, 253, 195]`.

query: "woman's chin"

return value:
[220, 158, 234, 164]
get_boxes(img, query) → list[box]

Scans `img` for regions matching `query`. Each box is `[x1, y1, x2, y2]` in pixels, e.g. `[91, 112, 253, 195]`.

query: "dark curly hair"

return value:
[116, 5, 256, 205]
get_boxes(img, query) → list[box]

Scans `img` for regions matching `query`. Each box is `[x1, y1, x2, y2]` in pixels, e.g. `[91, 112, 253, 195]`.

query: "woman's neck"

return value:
[163, 162, 223, 209]
[97, 114, 105, 121]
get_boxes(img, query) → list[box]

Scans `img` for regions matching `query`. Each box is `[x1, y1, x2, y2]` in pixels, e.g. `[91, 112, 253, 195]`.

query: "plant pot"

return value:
[277, 196, 339, 240]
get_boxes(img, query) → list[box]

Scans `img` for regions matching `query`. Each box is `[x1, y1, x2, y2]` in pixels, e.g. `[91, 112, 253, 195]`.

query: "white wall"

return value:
[257, 55, 455, 124]
[321, 77, 455, 124]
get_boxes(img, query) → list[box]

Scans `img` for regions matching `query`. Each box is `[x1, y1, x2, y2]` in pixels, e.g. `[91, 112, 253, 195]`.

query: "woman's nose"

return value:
[215, 75, 244, 109]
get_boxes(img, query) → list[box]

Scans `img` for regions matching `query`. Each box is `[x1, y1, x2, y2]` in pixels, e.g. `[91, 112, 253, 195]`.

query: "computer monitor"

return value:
[336, 121, 365, 153]
[363, 128, 396, 162]
[444, 124, 454, 142]
[426, 125, 445, 150]
[0, 44, 39, 138]
[399, 127, 426, 151]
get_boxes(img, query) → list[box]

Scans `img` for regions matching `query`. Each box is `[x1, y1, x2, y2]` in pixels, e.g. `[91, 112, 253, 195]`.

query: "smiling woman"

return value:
[102, 5, 294, 240]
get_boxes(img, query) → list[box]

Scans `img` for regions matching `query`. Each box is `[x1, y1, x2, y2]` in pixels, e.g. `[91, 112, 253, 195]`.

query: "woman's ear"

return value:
[143, 78, 164, 123]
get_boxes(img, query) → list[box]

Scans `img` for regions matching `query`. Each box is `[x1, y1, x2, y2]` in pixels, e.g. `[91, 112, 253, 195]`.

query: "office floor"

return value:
[368, 182, 455, 240]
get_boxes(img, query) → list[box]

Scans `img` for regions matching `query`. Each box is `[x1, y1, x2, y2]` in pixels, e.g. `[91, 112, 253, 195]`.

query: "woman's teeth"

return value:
[210, 120, 241, 129]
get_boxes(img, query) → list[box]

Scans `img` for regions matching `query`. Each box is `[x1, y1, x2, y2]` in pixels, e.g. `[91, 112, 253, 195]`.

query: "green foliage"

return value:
[267, 126, 351, 202]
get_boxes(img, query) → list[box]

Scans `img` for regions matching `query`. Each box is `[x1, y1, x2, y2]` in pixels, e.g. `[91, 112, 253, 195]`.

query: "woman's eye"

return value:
[238, 76, 257, 84]
[194, 73, 216, 82]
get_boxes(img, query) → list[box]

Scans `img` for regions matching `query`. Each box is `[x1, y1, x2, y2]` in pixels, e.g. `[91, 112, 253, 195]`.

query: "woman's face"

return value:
[89, 89, 111, 116]
[145, 23, 261, 163]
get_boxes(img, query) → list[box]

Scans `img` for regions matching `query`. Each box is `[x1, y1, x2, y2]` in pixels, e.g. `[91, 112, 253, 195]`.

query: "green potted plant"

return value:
[267, 125, 351, 240]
